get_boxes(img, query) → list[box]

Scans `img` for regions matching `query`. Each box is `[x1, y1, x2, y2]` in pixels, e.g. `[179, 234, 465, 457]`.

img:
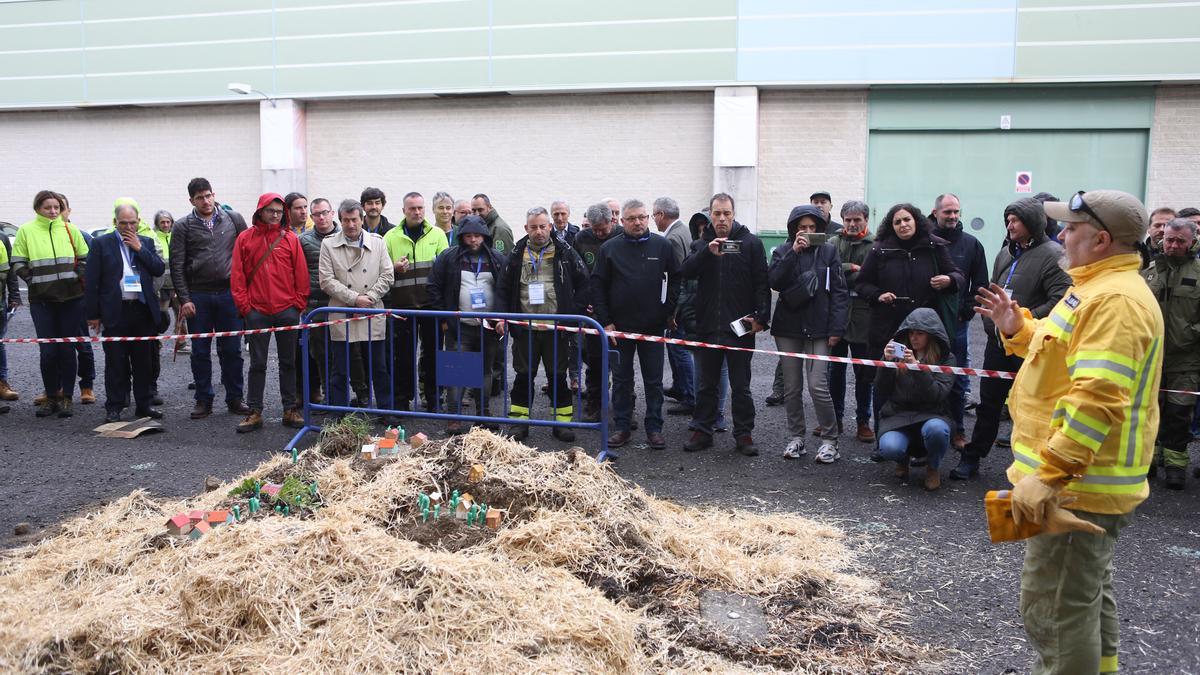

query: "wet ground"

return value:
[1, 309, 1197, 674]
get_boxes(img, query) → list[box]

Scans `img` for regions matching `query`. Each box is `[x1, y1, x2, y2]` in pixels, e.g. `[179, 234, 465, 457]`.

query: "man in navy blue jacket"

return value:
[85, 202, 166, 422]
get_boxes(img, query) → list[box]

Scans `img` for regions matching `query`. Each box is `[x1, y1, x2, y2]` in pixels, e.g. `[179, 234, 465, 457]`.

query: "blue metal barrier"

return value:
[285, 307, 616, 461]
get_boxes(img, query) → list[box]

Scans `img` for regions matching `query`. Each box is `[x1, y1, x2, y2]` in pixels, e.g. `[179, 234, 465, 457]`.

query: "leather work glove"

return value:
[1043, 497, 1106, 536]
[1011, 473, 1060, 527]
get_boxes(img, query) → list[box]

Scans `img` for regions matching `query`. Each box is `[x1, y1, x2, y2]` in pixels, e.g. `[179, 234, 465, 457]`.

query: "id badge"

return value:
[122, 274, 142, 293]
[528, 282, 545, 305]
[470, 288, 487, 309]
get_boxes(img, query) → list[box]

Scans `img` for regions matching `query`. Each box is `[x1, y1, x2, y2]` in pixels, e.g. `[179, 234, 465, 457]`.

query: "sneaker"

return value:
[814, 443, 840, 464]
[57, 398, 74, 418]
[950, 457, 979, 480]
[236, 410, 264, 433]
[765, 394, 784, 407]
[0, 379, 19, 401]
[782, 437, 806, 459]
[79, 388, 96, 405]
[104, 409, 121, 423]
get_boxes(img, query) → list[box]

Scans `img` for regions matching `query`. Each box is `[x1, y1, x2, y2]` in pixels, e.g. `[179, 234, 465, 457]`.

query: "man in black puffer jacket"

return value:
[592, 199, 681, 450]
[681, 193, 770, 456]
[950, 198, 1070, 479]
[769, 205, 849, 463]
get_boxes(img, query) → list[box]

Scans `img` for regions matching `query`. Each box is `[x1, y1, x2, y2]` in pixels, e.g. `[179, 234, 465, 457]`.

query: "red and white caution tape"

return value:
[0, 314, 372, 345]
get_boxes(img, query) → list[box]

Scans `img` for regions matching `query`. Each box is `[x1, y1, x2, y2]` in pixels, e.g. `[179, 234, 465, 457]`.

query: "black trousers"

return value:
[584, 330, 610, 407]
[393, 314, 438, 410]
[963, 336, 1022, 461]
[245, 307, 300, 413]
[509, 327, 572, 420]
[692, 333, 756, 437]
[102, 300, 157, 413]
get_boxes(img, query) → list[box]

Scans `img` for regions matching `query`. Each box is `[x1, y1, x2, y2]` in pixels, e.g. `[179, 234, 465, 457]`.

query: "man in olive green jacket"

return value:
[829, 200, 876, 442]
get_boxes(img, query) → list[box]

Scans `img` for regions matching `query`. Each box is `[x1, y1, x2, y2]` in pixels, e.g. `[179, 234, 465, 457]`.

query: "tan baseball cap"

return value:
[1043, 190, 1148, 245]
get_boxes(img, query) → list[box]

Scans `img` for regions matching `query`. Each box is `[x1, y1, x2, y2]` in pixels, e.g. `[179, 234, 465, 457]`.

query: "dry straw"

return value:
[0, 429, 939, 673]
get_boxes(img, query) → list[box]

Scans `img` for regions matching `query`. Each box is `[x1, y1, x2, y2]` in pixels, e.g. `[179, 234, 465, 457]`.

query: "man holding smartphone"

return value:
[682, 193, 771, 456]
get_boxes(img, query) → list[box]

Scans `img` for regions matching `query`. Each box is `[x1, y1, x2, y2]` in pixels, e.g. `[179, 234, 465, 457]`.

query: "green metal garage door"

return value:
[866, 128, 1148, 263]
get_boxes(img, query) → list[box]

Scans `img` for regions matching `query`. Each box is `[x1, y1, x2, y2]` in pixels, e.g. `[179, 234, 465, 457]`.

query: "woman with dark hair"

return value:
[854, 203, 964, 361]
[11, 190, 90, 417]
[873, 307, 955, 491]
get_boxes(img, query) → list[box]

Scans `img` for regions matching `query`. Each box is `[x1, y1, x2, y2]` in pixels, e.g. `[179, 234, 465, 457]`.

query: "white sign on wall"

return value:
[1015, 170, 1032, 193]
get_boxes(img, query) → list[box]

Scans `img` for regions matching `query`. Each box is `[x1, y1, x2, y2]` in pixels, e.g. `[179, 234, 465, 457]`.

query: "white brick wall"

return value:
[306, 92, 714, 228]
[757, 90, 868, 232]
[1147, 85, 1200, 211]
[0, 104, 260, 232]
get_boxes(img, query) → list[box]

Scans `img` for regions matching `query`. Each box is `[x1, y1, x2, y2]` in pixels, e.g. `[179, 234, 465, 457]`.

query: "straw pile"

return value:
[0, 429, 938, 673]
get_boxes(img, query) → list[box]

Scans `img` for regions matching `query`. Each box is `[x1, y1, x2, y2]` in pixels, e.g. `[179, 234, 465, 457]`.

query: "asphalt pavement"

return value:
[0, 309, 1197, 674]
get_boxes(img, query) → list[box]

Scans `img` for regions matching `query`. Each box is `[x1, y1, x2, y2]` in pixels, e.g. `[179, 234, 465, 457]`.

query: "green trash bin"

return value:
[757, 230, 789, 258]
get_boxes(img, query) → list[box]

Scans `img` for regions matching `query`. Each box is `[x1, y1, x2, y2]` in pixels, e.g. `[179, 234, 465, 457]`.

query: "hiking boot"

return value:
[508, 424, 529, 441]
[190, 400, 213, 419]
[0, 379, 19, 401]
[227, 399, 251, 415]
[105, 409, 121, 423]
[856, 422, 875, 443]
[1165, 466, 1186, 491]
[35, 397, 59, 417]
[735, 435, 759, 457]
[34, 391, 50, 406]
[765, 393, 784, 407]
[79, 388, 96, 404]
[150, 393, 164, 406]
[135, 407, 164, 420]
[582, 400, 601, 423]
[950, 457, 980, 480]
[236, 410, 264, 433]
[282, 408, 305, 429]
[57, 398, 73, 418]
[814, 443, 840, 464]
[782, 437, 806, 459]
[646, 431, 666, 450]
[610, 430, 632, 448]
[552, 427, 575, 442]
[683, 430, 713, 452]
[924, 467, 942, 492]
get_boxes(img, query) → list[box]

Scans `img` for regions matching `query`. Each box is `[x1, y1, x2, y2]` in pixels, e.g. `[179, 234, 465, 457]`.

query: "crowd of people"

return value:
[2, 181, 1199, 495]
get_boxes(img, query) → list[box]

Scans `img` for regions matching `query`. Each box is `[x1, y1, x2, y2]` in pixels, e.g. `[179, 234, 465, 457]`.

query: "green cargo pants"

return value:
[1020, 510, 1132, 674]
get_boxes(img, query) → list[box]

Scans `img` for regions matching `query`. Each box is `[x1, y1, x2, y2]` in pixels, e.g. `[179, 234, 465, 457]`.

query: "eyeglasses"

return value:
[262, 208, 284, 216]
[311, 210, 332, 218]
[1070, 191, 1111, 233]
[624, 214, 650, 222]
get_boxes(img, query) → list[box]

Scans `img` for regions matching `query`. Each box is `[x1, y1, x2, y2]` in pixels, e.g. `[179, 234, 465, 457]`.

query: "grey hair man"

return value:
[828, 199, 878, 443]
[574, 201, 619, 421]
[550, 199, 579, 245]
[653, 196, 696, 414]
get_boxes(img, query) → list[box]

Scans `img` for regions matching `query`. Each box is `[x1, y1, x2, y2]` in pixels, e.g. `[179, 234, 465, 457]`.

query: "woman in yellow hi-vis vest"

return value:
[977, 190, 1162, 675]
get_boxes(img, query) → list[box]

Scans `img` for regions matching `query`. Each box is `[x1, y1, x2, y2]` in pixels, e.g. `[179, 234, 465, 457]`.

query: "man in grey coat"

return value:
[654, 196, 695, 414]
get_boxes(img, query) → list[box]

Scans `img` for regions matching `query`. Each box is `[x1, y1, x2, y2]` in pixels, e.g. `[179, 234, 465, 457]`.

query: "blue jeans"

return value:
[29, 298, 84, 398]
[690, 353, 731, 433]
[878, 418, 951, 469]
[949, 319, 970, 434]
[613, 338, 665, 434]
[666, 327, 694, 406]
[189, 290, 245, 403]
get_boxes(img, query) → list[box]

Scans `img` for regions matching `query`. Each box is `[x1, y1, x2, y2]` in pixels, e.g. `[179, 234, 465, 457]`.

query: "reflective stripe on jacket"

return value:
[11, 215, 88, 303]
[1002, 253, 1162, 514]
[383, 219, 448, 308]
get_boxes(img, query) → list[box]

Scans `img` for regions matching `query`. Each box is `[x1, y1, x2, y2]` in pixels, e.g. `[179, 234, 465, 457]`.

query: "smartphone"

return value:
[730, 316, 753, 337]
[719, 239, 742, 254]
[887, 341, 906, 360]
[802, 232, 827, 246]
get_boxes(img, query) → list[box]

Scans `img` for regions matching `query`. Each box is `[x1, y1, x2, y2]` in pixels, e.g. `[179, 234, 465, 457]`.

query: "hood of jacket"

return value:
[1003, 198, 1048, 248]
[252, 193, 285, 231]
[786, 205, 827, 240]
[454, 215, 493, 247]
[688, 212, 711, 241]
[893, 307, 950, 353]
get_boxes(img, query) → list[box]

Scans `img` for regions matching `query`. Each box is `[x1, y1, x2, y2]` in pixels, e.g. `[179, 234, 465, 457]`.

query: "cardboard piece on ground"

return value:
[93, 417, 165, 438]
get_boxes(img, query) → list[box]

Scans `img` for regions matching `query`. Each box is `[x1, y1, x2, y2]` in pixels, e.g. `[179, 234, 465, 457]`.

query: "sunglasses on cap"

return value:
[1070, 191, 1112, 233]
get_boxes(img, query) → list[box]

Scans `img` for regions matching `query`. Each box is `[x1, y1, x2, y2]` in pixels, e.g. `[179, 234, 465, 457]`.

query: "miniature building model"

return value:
[455, 493, 475, 520]
[468, 464, 486, 482]
[188, 521, 212, 541]
[166, 513, 192, 536]
[410, 432, 428, 448]
[360, 443, 377, 460]
[206, 510, 233, 527]
[485, 508, 505, 530]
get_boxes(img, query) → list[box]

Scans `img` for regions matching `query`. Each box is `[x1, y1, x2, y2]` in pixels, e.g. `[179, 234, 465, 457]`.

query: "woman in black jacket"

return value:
[874, 308, 955, 491]
[854, 203, 964, 361]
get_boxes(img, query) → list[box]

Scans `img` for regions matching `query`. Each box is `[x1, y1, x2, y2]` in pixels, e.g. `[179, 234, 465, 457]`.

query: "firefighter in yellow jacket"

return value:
[977, 190, 1161, 675]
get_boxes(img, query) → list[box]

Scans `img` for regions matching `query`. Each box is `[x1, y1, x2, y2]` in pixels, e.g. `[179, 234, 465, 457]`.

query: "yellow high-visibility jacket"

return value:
[1002, 253, 1162, 515]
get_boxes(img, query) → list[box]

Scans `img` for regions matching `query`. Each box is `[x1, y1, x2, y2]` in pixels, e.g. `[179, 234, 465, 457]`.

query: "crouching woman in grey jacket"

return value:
[873, 307, 955, 491]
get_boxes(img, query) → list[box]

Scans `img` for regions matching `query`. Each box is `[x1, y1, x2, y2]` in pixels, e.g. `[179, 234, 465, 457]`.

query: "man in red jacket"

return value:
[231, 193, 310, 433]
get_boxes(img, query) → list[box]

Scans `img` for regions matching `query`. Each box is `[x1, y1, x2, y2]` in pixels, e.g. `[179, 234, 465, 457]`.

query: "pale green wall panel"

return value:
[0, 77, 86, 105]
[274, 60, 489, 94]
[82, 0, 271, 21]
[870, 86, 1154, 130]
[0, 50, 82, 78]
[492, 20, 733, 56]
[492, 0, 735, 25]
[275, 31, 487, 66]
[492, 51, 735, 87]
[84, 42, 275, 75]
[0, 0, 78, 25]
[84, 66, 272, 102]
[1018, 6, 1200, 42]
[1019, 0, 1175, 7]
[83, 14, 274, 48]
[1017, 44, 1200, 78]
[273, 0, 488, 35]
[0, 28, 82, 53]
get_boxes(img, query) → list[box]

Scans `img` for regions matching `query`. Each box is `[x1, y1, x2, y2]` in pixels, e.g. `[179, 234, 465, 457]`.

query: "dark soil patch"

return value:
[386, 512, 496, 552]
